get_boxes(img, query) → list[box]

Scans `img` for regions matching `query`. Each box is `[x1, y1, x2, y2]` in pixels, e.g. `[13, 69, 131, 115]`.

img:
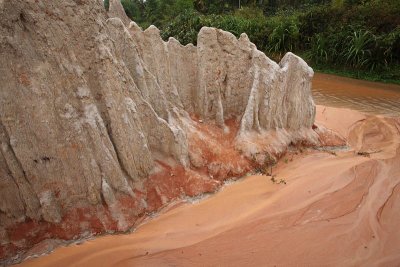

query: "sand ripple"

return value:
[17, 106, 400, 267]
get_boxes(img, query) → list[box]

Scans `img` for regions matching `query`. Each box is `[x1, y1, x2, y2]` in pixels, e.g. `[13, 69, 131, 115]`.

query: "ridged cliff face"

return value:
[0, 0, 327, 263]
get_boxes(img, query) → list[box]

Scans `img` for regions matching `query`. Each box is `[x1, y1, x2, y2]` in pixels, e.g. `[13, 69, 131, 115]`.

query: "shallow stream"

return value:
[312, 73, 400, 116]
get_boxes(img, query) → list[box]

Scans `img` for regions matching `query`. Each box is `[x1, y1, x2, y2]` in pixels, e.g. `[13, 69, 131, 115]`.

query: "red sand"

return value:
[16, 105, 400, 267]
[1, 117, 251, 262]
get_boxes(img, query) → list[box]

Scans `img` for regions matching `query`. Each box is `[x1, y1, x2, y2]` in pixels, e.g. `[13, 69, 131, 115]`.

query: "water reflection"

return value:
[312, 73, 400, 116]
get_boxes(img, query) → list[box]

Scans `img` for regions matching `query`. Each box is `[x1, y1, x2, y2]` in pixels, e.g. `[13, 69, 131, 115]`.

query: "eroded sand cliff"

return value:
[15, 105, 400, 267]
[0, 0, 330, 263]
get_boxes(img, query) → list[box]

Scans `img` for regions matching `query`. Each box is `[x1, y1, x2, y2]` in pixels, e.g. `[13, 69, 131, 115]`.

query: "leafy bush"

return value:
[161, 9, 202, 45]
[120, 0, 400, 83]
[161, 10, 270, 50]
[104, 0, 110, 11]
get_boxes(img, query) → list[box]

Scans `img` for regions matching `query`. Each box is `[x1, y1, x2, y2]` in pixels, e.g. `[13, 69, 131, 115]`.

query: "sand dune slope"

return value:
[19, 106, 400, 267]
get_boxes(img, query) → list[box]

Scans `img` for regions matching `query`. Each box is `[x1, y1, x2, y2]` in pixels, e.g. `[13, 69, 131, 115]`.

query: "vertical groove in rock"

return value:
[0, 0, 321, 263]
[0, 118, 41, 222]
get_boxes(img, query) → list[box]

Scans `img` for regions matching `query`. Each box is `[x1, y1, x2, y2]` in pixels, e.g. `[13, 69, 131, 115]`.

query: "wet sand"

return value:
[313, 73, 400, 116]
[17, 75, 400, 267]
[17, 104, 400, 267]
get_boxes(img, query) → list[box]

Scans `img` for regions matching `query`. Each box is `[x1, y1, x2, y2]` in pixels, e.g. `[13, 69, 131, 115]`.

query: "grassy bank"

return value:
[311, 65, 400, 85]
[298, 53, 400, 85]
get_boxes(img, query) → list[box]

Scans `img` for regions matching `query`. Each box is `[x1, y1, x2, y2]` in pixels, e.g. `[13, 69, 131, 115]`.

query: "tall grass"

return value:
[267, 17, 300, 55]
[343, 29, 374, 69]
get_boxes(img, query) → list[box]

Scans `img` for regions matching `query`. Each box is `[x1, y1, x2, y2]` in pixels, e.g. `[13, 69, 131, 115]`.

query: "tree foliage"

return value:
[109, 0, 400, 81]
[104, 0, 110, 11]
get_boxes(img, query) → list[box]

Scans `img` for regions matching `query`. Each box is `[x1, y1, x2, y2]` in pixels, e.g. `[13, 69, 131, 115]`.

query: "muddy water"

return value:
[312, 73, 400, 116]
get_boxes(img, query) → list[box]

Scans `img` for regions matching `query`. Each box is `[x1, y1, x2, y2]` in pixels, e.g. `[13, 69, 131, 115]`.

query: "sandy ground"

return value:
[16, 104, 400, 267]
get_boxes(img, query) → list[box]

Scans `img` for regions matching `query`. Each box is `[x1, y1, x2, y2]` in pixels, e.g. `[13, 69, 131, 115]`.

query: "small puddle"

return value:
[312, 73, 400, 116]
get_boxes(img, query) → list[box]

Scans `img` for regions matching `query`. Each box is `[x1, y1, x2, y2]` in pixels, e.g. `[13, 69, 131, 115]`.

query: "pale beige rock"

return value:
[0, 0, 317, 263]
[108, 0, 131, 27]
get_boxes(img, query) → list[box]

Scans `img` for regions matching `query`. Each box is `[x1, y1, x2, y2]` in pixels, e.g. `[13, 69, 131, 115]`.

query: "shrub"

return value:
[161, 9, 202, 45]
[158, 0, 400, 82]
[267, 16, 300, 55]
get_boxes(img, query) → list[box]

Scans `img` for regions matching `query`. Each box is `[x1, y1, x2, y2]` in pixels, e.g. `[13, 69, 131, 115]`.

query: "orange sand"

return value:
[17, 104, 400, 267]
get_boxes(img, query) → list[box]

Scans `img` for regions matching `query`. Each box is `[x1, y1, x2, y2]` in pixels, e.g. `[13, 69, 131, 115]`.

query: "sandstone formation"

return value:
[0, 0, 324, 263]
[16, 106, 400, 267]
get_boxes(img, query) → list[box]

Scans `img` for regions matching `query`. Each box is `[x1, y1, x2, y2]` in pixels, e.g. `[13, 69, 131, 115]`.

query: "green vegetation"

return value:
[108, 0, 400, 83]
